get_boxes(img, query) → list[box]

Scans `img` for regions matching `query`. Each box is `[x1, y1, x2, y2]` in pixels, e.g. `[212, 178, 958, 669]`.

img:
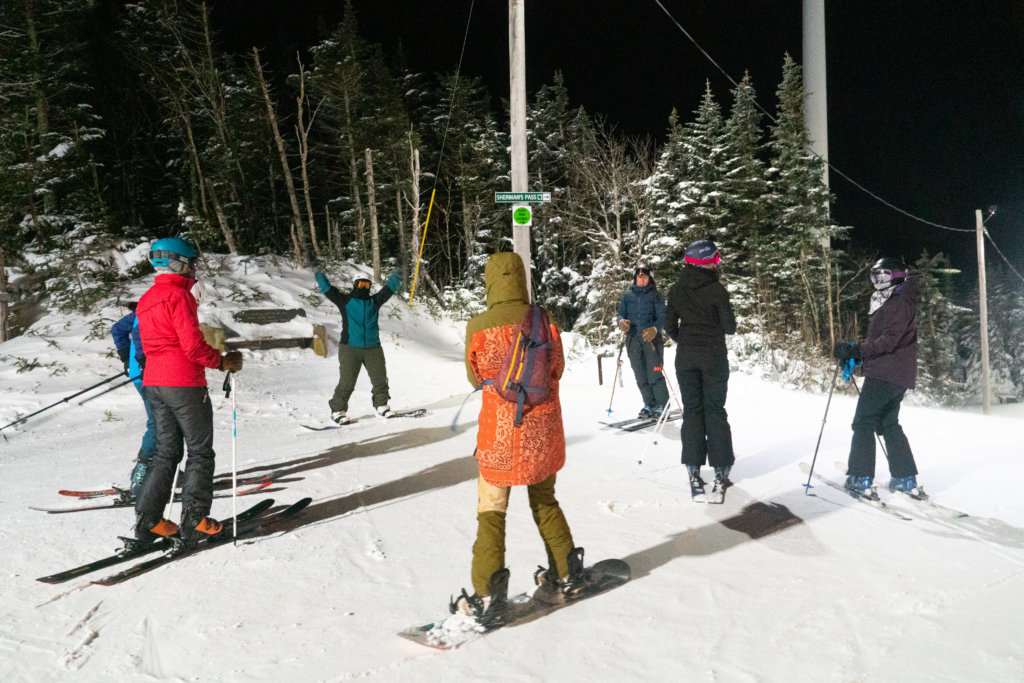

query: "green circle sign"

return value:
[513, 206, 532, 225]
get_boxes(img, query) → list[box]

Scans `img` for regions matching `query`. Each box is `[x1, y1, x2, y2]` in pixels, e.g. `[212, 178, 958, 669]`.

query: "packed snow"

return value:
[1, 255, 1022, 682]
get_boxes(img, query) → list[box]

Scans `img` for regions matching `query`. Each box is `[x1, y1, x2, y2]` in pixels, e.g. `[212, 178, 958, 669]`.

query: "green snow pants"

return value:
[471, 473, 575, 596]
[328, 344, 390, 413]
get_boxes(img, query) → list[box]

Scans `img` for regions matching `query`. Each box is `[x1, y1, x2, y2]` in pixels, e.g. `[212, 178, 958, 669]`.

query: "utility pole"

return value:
[509, 0, 532, 299]
[976, 209, 991, 414]
[803, 0, 830, 250]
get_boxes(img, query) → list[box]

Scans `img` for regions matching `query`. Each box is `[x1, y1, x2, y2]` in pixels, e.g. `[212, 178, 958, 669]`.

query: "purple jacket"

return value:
[860, 277, 919, 390]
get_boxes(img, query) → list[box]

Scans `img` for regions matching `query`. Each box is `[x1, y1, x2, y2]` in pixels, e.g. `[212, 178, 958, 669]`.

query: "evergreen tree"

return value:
[766, 54, 842, 350]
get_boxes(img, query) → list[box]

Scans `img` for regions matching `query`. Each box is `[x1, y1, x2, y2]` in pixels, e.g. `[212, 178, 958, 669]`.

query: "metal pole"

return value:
[509, 0, 532, 299]
[976, 209, 991, 414]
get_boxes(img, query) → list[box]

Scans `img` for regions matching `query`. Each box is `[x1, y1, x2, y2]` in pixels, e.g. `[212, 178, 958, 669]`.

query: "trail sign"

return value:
[495, 191, 550, 203]
[511, 203, 532, 227]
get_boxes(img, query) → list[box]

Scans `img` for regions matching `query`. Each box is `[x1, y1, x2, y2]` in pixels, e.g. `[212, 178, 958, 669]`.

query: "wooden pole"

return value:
[976, 209, 991, 414]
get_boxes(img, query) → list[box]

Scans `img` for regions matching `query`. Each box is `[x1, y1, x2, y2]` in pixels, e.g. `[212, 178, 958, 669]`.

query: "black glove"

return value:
[832, 341, 861, 362]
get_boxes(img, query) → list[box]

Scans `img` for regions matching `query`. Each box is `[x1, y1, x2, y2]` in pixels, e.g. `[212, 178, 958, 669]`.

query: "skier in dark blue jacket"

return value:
[616, 264, 669, 418]
[315, 268, 401, 424]
[110, 303, 156, 497]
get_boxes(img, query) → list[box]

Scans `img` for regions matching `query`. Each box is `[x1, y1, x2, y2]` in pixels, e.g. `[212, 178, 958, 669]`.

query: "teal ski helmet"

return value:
[149, 237, 198, 275]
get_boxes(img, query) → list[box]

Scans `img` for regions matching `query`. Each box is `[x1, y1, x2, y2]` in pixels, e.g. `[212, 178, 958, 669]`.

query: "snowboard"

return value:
[399, 558, 630, 650]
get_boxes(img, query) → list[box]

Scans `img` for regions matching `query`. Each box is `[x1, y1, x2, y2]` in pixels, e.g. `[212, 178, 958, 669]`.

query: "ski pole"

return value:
[0, 371, 132, 434]
[78, 374, 142, 405]
[606, 333, 626, 414]
[167, 464, 181, 521]
[652, 340, 684, 414]
[229, 373, 238, 545]
[637, 397, 675, 466]
[803, 361, 842, 494]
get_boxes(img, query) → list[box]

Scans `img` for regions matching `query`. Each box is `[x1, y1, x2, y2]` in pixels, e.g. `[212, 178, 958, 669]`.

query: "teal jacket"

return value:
[316, 271, 400, 348]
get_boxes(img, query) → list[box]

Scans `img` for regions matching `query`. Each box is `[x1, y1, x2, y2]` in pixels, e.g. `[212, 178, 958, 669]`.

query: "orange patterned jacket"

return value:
[465, 253, 565, 487]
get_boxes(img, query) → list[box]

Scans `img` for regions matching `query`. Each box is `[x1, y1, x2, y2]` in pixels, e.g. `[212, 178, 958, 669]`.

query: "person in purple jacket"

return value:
[833, 257, 925, 500]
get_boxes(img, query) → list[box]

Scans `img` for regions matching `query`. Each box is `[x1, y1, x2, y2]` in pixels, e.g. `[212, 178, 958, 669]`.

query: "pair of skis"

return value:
[801, 462, 968, 522]
[301, 408, 427, 431]
[35, 471, 283, 514]
[36, 496, 310, 585]
[600, 410, 681, 433]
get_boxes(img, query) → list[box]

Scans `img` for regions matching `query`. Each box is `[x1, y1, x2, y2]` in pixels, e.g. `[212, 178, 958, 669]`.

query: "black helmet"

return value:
[684, 239, 720, 266]
[870, 257, 907, 289]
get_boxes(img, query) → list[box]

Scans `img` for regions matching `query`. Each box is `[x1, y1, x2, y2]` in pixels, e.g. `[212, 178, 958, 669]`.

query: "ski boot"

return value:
[709, 466, 732, 503]
[129, 513, 179, 550]
[129, 458, 149, 499]
[178, 505, 224, 553]
[449, 567, 510, 629]
[637, 406, 653, 419]
[889, 475, 928, 500]
[844, 475, 878, 500]
[687, 465, 707, 501]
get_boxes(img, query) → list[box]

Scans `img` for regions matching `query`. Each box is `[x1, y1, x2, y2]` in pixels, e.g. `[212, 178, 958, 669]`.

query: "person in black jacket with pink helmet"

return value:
[665, 239, 736, 499]
[834, 257, 925, 500]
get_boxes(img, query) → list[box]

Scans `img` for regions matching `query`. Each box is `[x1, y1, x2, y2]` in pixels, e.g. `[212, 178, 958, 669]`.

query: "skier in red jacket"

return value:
[133, 237, 243, 547]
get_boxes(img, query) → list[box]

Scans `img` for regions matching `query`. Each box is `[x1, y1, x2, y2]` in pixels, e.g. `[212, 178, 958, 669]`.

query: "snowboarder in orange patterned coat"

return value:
[450, 252, 583, 627]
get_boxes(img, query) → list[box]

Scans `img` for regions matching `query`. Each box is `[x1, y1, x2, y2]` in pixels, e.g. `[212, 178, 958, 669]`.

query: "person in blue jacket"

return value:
[616, 264, 669, 418]
[314, 268, 402, 424]
[110, 302, 156, 496]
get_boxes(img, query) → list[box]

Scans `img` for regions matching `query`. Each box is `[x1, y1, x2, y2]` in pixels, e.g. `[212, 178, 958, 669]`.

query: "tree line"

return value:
[1, 0, 1021, 404]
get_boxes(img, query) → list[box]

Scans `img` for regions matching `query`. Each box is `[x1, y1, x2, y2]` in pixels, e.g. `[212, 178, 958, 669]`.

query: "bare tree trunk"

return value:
[409, 143, 422, 263]
[341, 87, 366, 261]
[253, 48, 307, 261]
[395, 189, 406, 277]
[294, 56, 321, 259]
[365, 148, 381, 282]
[0, 245, 9, 342]
[25, 0, 54, 223]
[180, 110, 211, 220]
[204, 177, 237, 253]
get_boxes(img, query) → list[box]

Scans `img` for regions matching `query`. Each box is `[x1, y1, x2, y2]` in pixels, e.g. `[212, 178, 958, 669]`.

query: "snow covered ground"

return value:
[1, 256, 1022, 682]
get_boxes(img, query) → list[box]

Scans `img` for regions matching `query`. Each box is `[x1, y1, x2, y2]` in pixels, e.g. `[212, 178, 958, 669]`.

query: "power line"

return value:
[649, 0, 974, 235]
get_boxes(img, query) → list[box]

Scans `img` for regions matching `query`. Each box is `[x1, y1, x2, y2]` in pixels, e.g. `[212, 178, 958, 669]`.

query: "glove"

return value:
[219, 350, 243, 373]
[642, 327, 658, 343]
[618, 319, 631, 332]
[832, 341, 861, 362]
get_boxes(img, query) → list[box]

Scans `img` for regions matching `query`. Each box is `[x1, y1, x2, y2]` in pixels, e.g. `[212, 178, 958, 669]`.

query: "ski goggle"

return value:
[870, 268, 905, 285]
[354, 280, 371, 290]
[684, 253, 721, 266]
[635, 268, 651, 276]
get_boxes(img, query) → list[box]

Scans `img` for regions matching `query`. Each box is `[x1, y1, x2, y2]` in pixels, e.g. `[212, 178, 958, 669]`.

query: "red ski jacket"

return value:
[137, 274, 222, 387]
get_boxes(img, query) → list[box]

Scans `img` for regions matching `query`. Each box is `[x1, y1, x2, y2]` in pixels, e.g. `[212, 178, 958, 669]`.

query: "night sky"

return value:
[214, 0, 1024, 280]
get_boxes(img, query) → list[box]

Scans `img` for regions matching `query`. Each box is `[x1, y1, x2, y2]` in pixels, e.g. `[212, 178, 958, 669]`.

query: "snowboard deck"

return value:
[399, 559, 630, 650]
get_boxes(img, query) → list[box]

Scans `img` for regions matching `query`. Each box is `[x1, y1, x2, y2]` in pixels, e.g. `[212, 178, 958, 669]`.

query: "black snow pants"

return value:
[135, 386, 216, 522]
[675, 345, 734, 469]
[625, 334, 669, 410]
[847, 377, 918, 479]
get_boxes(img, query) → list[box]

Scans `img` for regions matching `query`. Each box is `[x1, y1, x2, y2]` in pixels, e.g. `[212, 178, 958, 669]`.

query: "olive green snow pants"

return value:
[471, 473, 575, 596]
[328, 345, 390, 413]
